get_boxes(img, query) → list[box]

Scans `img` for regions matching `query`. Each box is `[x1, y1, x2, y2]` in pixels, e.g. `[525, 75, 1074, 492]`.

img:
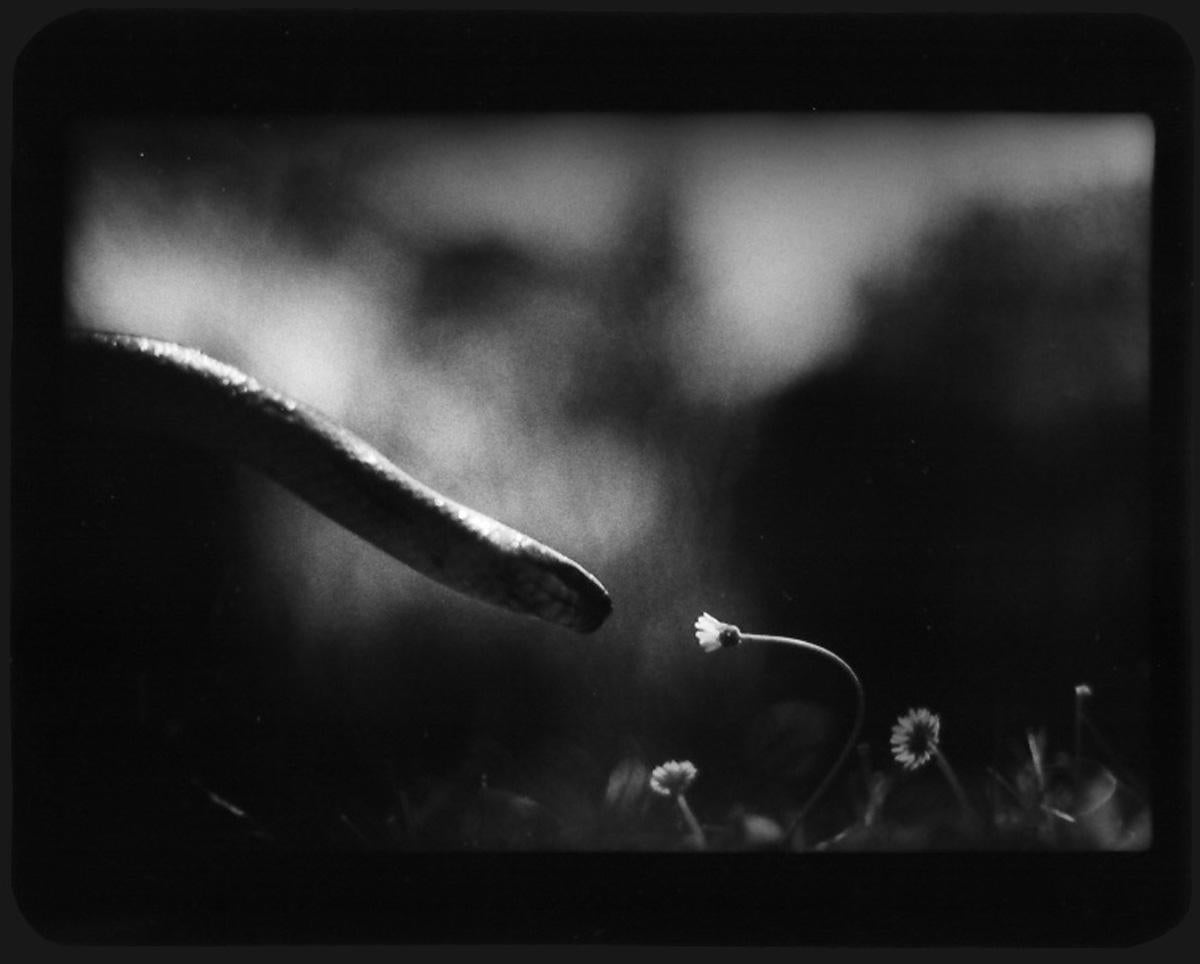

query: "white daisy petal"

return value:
[693, 612, 740, 654]
[649, 760, 698, 798]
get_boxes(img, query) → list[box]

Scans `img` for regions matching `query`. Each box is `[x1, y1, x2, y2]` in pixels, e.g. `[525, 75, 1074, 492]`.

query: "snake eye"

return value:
[718, 627, 740, 648]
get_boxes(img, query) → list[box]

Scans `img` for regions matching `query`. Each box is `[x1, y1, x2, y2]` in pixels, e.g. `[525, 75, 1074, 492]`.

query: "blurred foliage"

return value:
[174, 690, 1149, 854]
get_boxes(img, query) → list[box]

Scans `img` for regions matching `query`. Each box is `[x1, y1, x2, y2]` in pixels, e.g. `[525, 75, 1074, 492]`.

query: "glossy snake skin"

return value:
[64, 331, 612, 633]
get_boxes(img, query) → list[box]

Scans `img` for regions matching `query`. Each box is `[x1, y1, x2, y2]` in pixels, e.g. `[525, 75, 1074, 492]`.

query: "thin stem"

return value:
[1073, 690, 1086, 788]
[933, 748, 976, 822]
[986, 766, 1022, 804]
[740, 633, 865, 846]
[676, 794, 706, 849]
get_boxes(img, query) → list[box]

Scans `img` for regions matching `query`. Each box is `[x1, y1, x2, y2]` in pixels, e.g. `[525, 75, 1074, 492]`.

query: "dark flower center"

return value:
[907, 726, 933, 755]
[719, 627, 740, 648]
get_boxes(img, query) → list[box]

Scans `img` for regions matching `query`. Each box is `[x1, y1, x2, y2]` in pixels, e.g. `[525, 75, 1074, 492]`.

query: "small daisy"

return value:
[889, 707, 941, 771]
[694, 612, 741, 653]
[691, 611, 866, 843]
[890, 707, 977, 822]
[649, 759, 698, 798]
[649, 759, 704, 848]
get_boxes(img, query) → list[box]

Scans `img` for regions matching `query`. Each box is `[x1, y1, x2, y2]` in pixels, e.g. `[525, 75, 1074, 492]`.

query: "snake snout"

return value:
[514, 544, 612, 634]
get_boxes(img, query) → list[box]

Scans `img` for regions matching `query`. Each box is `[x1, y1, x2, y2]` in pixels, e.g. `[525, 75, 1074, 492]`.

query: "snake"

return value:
[61, 330, 613, 634]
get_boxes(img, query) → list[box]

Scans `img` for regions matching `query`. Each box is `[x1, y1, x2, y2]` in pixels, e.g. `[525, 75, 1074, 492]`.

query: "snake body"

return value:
[62, 331, 612, 633]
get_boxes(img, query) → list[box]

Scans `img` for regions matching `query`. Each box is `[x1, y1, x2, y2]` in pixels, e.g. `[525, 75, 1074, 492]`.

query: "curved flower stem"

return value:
[739, 633, 865, 847]
[933, 748, 976, 822]
[676, 794, 706, 849]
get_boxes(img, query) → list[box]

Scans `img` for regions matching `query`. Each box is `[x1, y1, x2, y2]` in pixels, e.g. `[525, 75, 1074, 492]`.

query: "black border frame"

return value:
[8, 10, 1193, 946]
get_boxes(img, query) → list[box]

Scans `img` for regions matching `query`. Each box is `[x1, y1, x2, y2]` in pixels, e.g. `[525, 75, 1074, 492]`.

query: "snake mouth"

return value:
[535, 553, 613, 633]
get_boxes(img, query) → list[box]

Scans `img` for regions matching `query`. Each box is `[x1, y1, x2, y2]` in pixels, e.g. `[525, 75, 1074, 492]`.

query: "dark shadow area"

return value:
[733, 185, 1151, 746]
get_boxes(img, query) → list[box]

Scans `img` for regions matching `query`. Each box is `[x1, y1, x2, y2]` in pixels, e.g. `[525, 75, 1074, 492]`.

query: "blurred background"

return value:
[24, 114, 1152, 852]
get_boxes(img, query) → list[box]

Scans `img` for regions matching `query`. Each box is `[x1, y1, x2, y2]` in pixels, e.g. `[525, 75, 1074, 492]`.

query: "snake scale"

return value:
[62, 330, 613, 633]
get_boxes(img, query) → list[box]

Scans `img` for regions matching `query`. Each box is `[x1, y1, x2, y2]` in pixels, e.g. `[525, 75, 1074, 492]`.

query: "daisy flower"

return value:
[889, 707, 941, 771]
[890, 707, 977, 822]
[649, 759, 705, 848]
[649, 759, 698, 798]
[694, 612, 741, 653]
[691, 611, 865, 845]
